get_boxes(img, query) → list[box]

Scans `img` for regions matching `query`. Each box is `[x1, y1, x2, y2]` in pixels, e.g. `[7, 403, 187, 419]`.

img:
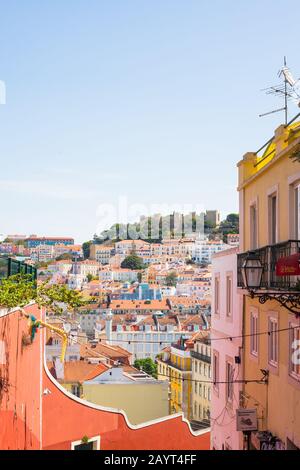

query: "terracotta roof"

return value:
[62, 361, 108, 383]
[80, 342, 131, 360]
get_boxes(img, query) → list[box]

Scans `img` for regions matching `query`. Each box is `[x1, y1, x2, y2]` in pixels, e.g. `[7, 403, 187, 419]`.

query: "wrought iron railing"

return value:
[190, 350, 211, 363]
[237, 240, 300, 291]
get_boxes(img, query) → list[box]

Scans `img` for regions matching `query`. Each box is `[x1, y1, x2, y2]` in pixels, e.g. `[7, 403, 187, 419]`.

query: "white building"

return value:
[176, 281, 211, 299]
[193, 239, 229, 264]
[90, 245, 114, 264]
[72, 260, 100, 278]
[95, 312, 195, 362]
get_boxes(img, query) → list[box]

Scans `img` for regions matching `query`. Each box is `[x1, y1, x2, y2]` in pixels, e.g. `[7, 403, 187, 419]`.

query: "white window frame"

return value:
[250, 308, 259, 357]
[213, 350, 219, 393]
[225, 360, 234, 404]
[289, 321, 300, 382]
[71, 435, 100, 450]
[214, 274, 220, 316]
[267, 185, 279, 245]
[268, 314, 279, 368]
[226, 272, 233, 318]
[249, 200, 258, 249]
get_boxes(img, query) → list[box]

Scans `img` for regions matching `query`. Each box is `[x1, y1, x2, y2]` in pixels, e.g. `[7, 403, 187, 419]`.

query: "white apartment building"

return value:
[90, 245, 114, 264]
[176, 281, 211, 299]
[95, 314, 195, 362]
[79, 312, 101, 335]
[98, 268, 138, 283]
[72, 260, 100, 278]
[47, 261, 72, 275]
[111, 269, 139, 282]
[30, 244, 55, 262]
[193, 239, 229, 264]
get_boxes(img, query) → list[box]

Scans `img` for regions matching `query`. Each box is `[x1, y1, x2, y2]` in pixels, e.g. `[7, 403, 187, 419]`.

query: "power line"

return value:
[69, 324, 299, 345]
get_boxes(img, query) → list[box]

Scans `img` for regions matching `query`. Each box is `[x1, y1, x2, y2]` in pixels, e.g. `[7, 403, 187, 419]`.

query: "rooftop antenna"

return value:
[259, 57, 300, 125]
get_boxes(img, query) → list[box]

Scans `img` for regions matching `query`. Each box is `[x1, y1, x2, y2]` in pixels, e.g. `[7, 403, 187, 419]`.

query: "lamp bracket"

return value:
[249, 290, 300, 317]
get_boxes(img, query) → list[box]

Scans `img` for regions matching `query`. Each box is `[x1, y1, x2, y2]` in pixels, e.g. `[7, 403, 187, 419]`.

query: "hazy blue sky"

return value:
[0, 1, 299, 242]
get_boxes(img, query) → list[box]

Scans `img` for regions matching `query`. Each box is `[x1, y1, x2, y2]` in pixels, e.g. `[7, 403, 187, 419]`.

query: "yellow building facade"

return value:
[157, 340, 192, 420]
[191, 336, 211, 425]
[237, 121, 300, 450]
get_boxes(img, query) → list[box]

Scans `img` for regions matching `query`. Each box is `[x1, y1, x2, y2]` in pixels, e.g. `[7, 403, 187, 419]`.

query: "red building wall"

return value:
[0, 305, 210, 450]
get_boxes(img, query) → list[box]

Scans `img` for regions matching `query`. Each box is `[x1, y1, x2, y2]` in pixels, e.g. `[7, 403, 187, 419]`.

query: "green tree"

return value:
[86, 273, 93, 283]
[0, 274, 85, 314]
[134, 358, 157, 378]
[121, 254, 145, 270]
[55, 253, 74, 261]
[165, 271, 177, 287]
[82, 241, 92, 259]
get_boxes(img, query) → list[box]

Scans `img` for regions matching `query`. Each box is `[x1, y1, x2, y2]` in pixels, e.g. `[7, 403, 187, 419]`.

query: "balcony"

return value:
[190, 350, 211, 363]
[237, 240, 300, 291]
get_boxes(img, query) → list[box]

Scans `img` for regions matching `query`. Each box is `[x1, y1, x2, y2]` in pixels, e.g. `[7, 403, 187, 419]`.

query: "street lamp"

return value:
[241, 252, 263, 290]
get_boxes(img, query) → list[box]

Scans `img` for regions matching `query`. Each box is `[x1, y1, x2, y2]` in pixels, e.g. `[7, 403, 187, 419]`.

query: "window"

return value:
[226, 361, 234, 402]
[71, 435, 100, 450]
[195, 382, 198, 394]
[294, 184, 300, 238]
[268, 193, 277, 244]
[226, 275, 232, 317]
[268, 317, 278, 367]
[71, 384, 80, 397]
[250, 310, 259, 357]
[250, 203, 258, 249]
[213, 351, 219, 391]
[199, 383, 202, 397]
[289, 323, 300, 381]
[214, 275, 220, 315]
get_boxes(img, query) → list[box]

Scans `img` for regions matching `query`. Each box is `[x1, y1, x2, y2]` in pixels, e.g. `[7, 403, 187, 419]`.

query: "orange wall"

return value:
[0, 305, 210, 450]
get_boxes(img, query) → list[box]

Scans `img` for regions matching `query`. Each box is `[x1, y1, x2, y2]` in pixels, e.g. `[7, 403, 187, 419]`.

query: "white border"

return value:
[71, 435, 100, 450]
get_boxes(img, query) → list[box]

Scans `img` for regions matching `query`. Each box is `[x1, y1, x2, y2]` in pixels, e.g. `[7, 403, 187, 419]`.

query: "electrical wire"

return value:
[69, 324, 299, 345]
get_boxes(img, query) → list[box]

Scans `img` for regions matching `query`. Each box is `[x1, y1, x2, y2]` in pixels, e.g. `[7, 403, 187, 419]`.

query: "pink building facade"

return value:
[211, 247, 243, 450]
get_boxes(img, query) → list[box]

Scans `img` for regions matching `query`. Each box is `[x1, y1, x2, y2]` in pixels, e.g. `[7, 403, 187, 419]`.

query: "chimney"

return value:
[105, 308, 113, 343]
[54, 357, 64, 380]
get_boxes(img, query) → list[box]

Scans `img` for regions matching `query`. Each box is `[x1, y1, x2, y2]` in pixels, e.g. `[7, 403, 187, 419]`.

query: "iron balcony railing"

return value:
[237, 240, 300, 291]
[190, 350, 211, 363]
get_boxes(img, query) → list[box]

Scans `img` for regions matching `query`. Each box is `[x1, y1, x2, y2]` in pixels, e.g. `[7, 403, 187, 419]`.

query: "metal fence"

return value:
[0, 257, 37, 281]
[237, 240, 300, 291]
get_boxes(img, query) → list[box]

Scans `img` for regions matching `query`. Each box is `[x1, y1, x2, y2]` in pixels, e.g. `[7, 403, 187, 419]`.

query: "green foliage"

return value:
[165, 271, 177, 287]
[86, 273, 93, 283]
[0, 274, 37, 309]
[121, 254, 145, 270]
[55, 253, 74, 261]
[0, 274, 86, 314]
[134, 358, 157, 378]
[82, 241, 92, 259]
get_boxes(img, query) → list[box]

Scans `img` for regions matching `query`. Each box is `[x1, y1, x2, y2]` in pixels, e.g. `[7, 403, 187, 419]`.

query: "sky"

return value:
[0, 0, 299, 243]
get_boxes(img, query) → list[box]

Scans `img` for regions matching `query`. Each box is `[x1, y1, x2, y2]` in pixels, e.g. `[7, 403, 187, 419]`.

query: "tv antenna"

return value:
[259, 57, 300, 125]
